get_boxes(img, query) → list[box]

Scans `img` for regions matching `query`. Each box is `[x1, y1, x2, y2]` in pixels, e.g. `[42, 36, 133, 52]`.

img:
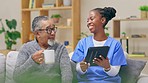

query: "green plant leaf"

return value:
[5, 32, 9, 40]
[105, 33, 110, 36]
[122, 32, 126, 34]
[0, 30, 4, 34]
[11, 19, 17, 29]
[139, 5, 148, 11]
[6, 19, 12, 29]
[6, 19, 17, 30]
[51, 14, 62, 18]
[2, 26, 5, 32]
[7, 31, 21, 40]
[104, 27, 108, 30]
[5, 38, 17, 50]
[1, 18, 20, 50]
[5, 39, 13, 50]
[13, 31, 21, 39]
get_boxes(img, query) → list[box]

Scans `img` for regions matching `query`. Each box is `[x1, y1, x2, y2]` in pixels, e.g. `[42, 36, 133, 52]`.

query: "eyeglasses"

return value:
[37, 26, 57, 34]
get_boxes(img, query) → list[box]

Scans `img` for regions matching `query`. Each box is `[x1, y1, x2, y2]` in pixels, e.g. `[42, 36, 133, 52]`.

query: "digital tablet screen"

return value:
[85, 46, 110, 66]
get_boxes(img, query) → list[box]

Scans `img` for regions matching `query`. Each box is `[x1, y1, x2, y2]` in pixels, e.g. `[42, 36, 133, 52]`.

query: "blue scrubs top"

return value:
[71, 36, 127, 83]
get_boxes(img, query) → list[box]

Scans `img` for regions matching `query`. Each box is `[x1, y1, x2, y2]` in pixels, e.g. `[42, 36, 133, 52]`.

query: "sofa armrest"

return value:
[137, 73, 148, 83]
[0, 53, 6, 83]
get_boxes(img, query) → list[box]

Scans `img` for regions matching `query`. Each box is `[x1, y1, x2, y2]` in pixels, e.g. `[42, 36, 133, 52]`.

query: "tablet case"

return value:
[85, 46, 110, 66]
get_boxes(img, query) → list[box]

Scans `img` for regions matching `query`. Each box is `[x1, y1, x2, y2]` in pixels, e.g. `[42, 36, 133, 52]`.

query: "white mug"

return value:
[42, 50, 55, 64]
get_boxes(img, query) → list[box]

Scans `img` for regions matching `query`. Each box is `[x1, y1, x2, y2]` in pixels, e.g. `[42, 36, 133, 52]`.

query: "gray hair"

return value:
[32, 16, 49, 31]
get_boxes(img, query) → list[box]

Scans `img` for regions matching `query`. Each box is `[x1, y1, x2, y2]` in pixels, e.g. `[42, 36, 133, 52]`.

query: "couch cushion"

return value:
[119, 58, 147, 83]
[0, 53, 6, 83]
[5, 51, 19, 83]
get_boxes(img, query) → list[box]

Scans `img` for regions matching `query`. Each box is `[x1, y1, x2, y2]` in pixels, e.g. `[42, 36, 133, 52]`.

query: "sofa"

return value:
[0, 51, 148, 83]
[0, 51, 18, 83]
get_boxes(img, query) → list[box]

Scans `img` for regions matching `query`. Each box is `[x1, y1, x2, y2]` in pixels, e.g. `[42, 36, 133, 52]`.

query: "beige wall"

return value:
[0, 0, 21, 50]
[0, 0, 148, 55]
[81, 0, 148, 34]
[81, 0, 148, 56]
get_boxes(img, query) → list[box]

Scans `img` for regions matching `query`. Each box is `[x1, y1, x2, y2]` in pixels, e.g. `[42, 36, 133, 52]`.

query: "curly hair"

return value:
[91, 7, 116, 28]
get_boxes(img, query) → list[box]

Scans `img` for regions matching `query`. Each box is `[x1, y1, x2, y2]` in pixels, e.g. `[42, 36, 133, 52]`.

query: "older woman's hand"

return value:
[32, 50, 44, 64]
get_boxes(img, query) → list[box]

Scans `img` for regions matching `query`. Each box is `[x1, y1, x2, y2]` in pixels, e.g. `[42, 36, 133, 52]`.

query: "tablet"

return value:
[85, 46, 110, 66]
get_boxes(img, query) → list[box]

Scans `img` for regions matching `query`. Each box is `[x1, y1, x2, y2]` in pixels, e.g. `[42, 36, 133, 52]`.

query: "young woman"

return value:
[71, 7, 127, 83]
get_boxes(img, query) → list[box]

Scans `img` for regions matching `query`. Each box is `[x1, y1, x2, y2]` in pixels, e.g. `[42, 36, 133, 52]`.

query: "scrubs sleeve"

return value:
[110, 42, 127, 66]
[71, 40, 85, 63]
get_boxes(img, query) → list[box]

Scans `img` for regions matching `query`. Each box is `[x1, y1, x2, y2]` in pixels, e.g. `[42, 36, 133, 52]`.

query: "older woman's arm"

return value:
[13, 45, 39, 82]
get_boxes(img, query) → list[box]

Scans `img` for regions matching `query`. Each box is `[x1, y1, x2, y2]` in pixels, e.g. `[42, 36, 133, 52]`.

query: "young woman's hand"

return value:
[93, 55, 110, 69]
[80, 61, 90, 72]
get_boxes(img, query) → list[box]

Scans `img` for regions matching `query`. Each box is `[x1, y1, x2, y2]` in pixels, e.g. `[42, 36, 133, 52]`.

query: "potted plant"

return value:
[121, 32, 126, 38]
[0, 19, 21, 50]
[139, 5, 147, 11]
[139, 5, 148, 18]
[51, 14, 62, 23]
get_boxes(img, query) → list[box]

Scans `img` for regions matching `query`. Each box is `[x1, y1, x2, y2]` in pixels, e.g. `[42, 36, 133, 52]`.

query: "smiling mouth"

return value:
[49, 37, 55, 39]
[88, 24, 93, 29]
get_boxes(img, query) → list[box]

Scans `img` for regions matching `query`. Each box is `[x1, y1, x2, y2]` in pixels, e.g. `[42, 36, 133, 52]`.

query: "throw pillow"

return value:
[119, 58, 147, 83]
[6, 51, 19, 83]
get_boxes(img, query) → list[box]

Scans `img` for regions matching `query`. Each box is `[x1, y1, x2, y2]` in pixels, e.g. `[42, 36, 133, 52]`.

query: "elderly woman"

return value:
[13, 16, 73, 83]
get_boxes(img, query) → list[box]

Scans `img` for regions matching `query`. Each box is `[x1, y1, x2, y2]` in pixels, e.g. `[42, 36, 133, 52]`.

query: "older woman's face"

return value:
[87, 11, 104, 33]
[37, 20, 56, 45]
